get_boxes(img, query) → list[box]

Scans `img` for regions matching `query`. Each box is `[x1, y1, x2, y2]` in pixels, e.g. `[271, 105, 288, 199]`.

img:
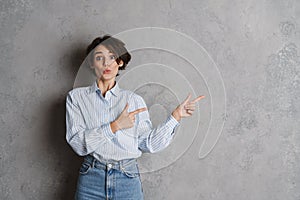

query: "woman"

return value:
[66, 35, 205, 199]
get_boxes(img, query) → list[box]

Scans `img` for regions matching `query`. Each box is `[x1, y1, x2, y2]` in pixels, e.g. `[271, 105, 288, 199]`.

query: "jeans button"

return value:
[107, 163, 112, 169]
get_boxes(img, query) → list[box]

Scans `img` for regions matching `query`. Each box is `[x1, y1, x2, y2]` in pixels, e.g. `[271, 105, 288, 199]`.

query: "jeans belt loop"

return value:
[92, 157, 96, 168]
[119, 160, 124, 171]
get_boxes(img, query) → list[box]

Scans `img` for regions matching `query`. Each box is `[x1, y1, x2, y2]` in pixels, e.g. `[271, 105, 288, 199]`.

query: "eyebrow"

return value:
[94, 51, 115, 55]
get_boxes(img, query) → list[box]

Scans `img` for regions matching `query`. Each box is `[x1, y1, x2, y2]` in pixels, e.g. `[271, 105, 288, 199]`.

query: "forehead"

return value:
[93, 45, 114, 55]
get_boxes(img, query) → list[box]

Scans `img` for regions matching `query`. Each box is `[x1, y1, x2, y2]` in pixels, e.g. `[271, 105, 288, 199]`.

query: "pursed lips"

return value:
[103, 69, 111, 74]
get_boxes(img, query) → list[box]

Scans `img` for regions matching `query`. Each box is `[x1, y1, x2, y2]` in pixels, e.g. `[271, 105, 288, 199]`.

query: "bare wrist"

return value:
[172, 111, 181, 122]
[110, 121, 119, 133]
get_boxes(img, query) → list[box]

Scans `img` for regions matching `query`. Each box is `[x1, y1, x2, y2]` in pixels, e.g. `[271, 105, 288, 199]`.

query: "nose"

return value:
[104, 59, 109, 66]
[104, 59, 112, 67]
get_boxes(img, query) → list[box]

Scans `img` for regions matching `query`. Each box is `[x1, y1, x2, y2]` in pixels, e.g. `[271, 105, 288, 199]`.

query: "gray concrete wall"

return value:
[1, 0, 299, 199]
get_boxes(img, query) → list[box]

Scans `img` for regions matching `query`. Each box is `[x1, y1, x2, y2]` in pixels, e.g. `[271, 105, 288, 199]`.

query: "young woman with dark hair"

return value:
[66, 34, 205, 199]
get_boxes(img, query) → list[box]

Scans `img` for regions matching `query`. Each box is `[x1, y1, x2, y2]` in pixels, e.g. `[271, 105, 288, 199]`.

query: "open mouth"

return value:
[103, 70, 111, 74]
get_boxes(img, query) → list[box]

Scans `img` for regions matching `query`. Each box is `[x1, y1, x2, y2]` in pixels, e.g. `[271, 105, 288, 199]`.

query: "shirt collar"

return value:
[90, 79, 120, 97]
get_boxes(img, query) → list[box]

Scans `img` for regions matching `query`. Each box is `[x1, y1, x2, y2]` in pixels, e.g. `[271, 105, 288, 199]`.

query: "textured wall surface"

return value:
[1, 0, 299, 199]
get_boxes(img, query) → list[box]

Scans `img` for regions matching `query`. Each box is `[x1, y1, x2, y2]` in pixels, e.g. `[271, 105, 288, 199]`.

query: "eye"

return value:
[95, 56, 103, 61]
[110, 55, 116, 60]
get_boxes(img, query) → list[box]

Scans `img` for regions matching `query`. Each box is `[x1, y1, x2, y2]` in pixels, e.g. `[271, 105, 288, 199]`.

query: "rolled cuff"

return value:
[166, 114, 180, 133]
[99, 123, 116, 140]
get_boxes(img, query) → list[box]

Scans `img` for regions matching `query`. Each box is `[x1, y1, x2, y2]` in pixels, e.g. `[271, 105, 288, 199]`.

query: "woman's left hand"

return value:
[172, 93, 205, 121]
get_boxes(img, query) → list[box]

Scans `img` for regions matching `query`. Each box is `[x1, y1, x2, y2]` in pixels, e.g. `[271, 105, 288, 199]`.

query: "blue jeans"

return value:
[75, 155, 144, 200]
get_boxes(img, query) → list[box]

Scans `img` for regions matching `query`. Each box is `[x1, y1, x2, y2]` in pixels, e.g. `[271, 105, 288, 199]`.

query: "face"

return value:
[90, 45, 123, 81]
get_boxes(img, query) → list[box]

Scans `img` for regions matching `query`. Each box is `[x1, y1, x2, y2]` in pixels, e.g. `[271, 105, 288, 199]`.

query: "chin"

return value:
[100, 75, 116, 81]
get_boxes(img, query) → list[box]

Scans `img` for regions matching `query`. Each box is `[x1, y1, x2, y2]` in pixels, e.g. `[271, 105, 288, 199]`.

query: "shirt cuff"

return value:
[100, 123, 116, 140]
[166, 114, 180, 129]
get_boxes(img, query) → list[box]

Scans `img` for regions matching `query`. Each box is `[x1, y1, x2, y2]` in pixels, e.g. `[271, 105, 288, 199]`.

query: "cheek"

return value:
[92, 60, 101, 67]
[112, 64, 120, 72]
[92, 62, 106, 71]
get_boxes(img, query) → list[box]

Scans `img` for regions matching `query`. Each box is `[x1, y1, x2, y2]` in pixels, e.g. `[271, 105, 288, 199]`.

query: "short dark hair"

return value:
[86, 35, 131, 76]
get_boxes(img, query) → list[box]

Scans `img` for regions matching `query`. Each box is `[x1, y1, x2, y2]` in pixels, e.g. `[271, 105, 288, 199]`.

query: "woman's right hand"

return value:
[110, 103, 147, 133]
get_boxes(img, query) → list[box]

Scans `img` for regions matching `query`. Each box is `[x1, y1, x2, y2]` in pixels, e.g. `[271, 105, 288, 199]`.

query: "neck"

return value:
[97, 78, 116, 96]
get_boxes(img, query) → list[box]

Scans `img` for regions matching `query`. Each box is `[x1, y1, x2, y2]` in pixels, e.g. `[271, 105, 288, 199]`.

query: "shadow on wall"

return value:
[45, 45, 87, 199]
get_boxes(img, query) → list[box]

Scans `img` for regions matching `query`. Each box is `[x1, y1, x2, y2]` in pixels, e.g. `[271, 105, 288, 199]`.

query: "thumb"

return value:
[122, 103, 130, 113]
[182, 93, 192, 105]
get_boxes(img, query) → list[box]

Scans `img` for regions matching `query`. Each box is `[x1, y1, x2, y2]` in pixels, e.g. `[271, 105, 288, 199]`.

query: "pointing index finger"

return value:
[190, 95, 205, 103]
[129, 107, 147, 116]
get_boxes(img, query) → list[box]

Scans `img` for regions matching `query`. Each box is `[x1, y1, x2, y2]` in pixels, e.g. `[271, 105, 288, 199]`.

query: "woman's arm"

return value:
[65, 92, 116, 156]
[137, 93, 205, 153]
[135, 95, 180, 153]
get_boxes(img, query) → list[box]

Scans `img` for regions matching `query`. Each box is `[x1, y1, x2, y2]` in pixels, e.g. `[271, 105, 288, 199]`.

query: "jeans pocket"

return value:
[121, 163, 140, 178]
[79, 162, 91, 175]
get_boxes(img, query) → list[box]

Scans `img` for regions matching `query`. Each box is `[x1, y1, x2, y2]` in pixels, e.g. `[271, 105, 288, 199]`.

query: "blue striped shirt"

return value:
[66, 79, 180, 161]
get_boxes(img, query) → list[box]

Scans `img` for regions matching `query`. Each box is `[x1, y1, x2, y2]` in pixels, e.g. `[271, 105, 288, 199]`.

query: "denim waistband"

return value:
[84, 154, 137, 171]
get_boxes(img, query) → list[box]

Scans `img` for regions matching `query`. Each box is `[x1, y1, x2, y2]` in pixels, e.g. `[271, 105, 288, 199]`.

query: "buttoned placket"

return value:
[104, 97, 110, 123]
[97, 89, 112, 123]
[96, 90, 110, 161]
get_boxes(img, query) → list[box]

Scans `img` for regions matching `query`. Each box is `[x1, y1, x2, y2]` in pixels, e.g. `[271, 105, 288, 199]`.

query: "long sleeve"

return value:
[135, 95, 180, 153]
[65, 92, 116, 156]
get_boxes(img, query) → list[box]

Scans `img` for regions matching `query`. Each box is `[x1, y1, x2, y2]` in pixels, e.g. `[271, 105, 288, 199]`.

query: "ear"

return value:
[118, 60, 124, 67]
